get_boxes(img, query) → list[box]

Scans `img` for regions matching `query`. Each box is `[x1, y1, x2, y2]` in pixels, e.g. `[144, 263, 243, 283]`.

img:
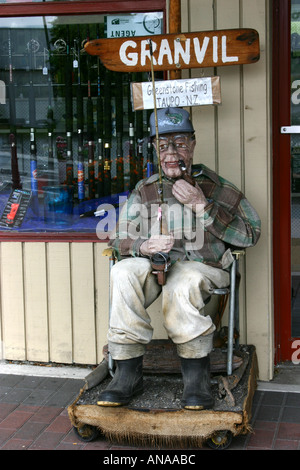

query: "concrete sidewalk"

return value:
[0, 363, 299, 450]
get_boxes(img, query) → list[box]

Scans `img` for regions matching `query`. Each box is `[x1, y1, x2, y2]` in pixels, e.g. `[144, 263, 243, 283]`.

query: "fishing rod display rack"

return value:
[0, 19, 163, 232]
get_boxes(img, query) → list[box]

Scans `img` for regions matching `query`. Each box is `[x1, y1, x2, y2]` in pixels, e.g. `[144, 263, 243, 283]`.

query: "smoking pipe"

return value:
[178, 159, 196, 186]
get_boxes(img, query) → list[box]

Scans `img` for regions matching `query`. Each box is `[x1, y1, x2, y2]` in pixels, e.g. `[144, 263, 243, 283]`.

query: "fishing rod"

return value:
[88, 140, 96, 199]
[75, 31, 85, 202]
[45, 47, 55, 187]
[149, 39, 164, 230]
[66, 131, 73, 186]
[86, 26, 94, 143]
[77, 129, 85, 201]
[7, 31, 21, 190]
[148, 39, 172, 286]
[29, 126, 39, 216]
[43, 18, 55, 186]
[26, 38, 39, 213]
[7, 29, 16, 132]
[128, 122, 136, 190]
[10, 133, 22, 190]
[85, 26, 97, 199]
[47, 130, 54, 186]
[135, 103, 144, 181]
[125, 71, 136, 191]
[96, 25, 104, 198]
[97, 137, 104, 198]
[27, 38, 37, 130]
[115, 72, 124, 193]
[146, 125, 154, 177]
[103, 68, 112, 196]
[116, 132, 124, 193]
[103, 142, 111, 196]
[65, 26, 73, 186]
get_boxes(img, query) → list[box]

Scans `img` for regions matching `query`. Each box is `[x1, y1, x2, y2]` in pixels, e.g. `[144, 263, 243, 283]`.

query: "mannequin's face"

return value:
[153, 133, 196, 179]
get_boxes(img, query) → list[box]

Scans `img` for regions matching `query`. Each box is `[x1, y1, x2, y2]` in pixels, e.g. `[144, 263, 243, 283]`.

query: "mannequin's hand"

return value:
[172, 179, 208, 209]
[140, 233, 174, 256]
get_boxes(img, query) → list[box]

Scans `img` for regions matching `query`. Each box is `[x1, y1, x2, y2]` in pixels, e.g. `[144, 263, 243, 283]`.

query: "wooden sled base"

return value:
[68, 345, 258, 449]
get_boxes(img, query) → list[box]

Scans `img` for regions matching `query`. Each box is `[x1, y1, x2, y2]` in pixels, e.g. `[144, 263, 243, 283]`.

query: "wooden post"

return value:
[169, 0, 181, 80]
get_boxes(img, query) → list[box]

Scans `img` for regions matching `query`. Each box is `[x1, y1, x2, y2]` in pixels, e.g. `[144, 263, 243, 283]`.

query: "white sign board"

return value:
[105, 13, 163, 38]
[131, 77, 221, 111]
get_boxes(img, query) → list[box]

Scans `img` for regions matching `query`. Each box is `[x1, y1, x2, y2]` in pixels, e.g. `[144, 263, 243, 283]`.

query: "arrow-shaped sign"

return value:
[84, 28, 260, 72]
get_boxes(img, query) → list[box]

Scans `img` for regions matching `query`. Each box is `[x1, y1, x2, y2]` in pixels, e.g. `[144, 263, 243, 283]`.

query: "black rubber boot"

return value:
[180, 355, 214, 410]
[97, 356, 143, 407]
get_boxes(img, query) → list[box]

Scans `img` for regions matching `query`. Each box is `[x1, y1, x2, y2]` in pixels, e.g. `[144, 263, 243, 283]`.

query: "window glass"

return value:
[291, 0, 300, 336]
[0, 13, 163, 233]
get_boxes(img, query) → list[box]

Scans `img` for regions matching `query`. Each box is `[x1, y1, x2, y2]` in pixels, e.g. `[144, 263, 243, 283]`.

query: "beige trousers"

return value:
[107, 258, 229, 360]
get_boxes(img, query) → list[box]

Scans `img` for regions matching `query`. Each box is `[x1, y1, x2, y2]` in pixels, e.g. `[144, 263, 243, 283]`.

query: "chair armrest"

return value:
[102, 248, 115, 257]
[232, 250, 245, 260]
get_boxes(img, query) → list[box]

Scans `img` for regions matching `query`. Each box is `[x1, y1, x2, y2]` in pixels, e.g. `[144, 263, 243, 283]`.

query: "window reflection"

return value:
[291, 0, 300, 336]
[0, 13, 163, 232]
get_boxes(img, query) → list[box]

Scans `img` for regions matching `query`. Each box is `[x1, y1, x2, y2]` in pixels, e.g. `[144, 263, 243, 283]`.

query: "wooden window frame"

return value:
[272, 0, 300, 362]
[0, 0, 166, 17]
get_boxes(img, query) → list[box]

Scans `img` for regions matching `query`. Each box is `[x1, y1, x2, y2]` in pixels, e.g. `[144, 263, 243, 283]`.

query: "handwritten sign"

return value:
[85, 28, 260, 72]
[131, 77, 221, 110]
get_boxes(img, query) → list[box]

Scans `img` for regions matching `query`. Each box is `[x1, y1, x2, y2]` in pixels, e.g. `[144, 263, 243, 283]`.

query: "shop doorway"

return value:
[273, 0, 300, 362]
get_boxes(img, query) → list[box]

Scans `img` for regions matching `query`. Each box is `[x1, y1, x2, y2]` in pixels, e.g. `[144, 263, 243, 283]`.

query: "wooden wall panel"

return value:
[23, 243, 49, 362]
[71, 243, 96, 365]
[94, 243, 110, 363]
[0, 241, 112, 366]
[188, 0, 216, 170]
[214, 0, 247, 341]
[215, 0, 243, 188]
[46, 243, 73, 363]
[242, 0, 273, 378]
[0, 242, 25, 360]
[0, 244, 2, 360]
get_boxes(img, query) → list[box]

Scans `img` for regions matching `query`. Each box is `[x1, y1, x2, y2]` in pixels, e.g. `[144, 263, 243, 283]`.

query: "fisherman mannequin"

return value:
[97, 107, 261, 410]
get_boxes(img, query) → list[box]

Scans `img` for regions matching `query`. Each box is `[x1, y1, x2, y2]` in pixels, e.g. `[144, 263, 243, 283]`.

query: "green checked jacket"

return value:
[109, 164, 261, 270]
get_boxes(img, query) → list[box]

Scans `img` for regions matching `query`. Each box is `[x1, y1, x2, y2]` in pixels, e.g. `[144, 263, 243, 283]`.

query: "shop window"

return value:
[0, 12, 163, 235]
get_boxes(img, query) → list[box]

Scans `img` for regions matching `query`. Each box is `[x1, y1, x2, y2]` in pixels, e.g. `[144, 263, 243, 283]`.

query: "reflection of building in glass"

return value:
[0, 13, 163, 232]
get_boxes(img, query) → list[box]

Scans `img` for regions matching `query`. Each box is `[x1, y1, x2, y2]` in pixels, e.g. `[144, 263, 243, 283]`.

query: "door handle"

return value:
[281, 126, 300, 134]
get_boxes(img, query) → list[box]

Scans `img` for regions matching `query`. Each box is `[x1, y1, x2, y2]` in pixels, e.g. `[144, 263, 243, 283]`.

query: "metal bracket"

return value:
[232, 249, 245, 260]
[280, 126, 300, 134]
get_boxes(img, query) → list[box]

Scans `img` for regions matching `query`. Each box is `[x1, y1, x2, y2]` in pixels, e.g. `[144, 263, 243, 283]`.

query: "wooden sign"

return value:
[131, 76, 221, 110]
[84, 28, 260, 72]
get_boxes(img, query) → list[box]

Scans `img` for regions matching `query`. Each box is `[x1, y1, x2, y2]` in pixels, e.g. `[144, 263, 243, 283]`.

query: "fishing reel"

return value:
[151, 252, 171, 286]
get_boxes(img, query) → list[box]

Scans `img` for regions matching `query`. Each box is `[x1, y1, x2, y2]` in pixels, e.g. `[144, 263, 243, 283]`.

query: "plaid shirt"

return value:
[109, 164, 261, 269]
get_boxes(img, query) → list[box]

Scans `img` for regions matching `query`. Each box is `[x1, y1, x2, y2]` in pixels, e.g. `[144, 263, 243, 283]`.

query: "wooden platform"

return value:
[103, 339, 244, 374]
[68, 345, 258, 448]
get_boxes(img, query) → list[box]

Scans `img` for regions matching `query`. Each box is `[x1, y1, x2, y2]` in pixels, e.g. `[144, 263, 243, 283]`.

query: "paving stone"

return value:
[0, 388, 32, 404]
[0, 410, 33, 429]
[14, 420, 46, 440]
[28, 406, 63, 424]
[46, 415, 72, 434]
[277, 422, 300, 440]
[29, 431, 65, 450]
[0, 374, 299, 450]
[0, 428, 16, 446]
[0, 403, 18, 420]
[281, 406, 300, 423]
